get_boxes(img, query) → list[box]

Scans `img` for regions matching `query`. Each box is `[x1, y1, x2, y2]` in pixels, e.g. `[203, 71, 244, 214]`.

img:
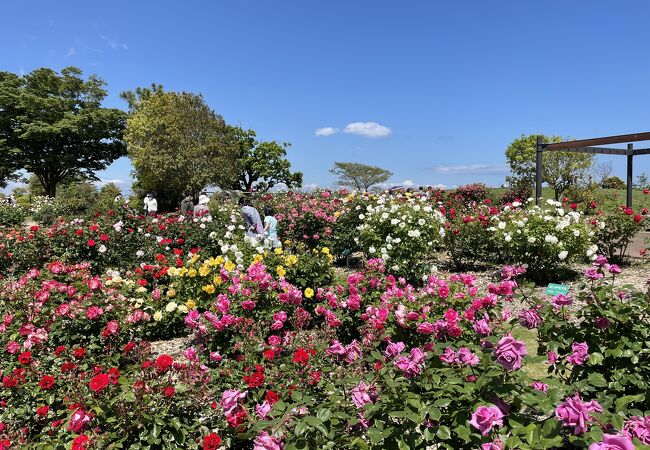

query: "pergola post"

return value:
[535, 136, 543, 205]
[627, 143, 633, 208]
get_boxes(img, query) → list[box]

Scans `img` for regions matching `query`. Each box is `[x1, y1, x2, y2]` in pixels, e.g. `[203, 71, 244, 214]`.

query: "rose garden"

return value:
[0, 186, 649, 450]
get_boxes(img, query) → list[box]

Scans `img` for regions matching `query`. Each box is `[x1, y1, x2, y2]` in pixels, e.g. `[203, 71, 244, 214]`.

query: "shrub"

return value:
[601, 176, 626, 190]
[455, 183, 489, 205]
[588, 206, 648, 262]
[0, 203, 26, 227]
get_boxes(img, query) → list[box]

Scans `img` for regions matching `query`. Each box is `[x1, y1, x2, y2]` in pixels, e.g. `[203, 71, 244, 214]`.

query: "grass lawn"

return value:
[511, 325, 549, 380]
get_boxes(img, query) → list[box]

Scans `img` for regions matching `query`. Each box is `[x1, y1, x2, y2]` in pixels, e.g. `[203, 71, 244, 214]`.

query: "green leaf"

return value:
[436, 426, 451, 440]
[588, 373, 608, 387]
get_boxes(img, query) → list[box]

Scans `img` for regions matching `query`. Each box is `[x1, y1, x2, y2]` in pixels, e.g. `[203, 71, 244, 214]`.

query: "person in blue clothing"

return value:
[263, 206, 280, 248]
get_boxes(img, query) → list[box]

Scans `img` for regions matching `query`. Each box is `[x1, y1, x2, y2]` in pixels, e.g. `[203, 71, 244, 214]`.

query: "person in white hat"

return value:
[193, 193, 210, 218]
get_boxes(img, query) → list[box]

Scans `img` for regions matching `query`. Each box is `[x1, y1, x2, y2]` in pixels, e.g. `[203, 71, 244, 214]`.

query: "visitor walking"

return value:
[239, 196, 264, 238]
[193, 194, 210, 218]
[143, 194, 150, 214]
[180, 193, 194, 216]
[263, 206, 280, 248]
[147, 194, 158, 215]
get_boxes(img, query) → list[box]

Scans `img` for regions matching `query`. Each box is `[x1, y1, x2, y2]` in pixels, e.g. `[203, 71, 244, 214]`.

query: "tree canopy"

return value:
[505, 134, 594, 200]
[124, 90, 236, 208]
[0, 67, 127, 196]
[330, 161, 393, 191]
[228, 126, 302, 192]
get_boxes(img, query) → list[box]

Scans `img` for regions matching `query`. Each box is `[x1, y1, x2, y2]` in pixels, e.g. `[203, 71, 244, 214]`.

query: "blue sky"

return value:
[3, 0, 650, 193]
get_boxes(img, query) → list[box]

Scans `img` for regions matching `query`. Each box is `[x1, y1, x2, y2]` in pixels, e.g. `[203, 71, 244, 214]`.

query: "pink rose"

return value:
[351, 380, 374, 408]
[494, 335, 527, 371]
[555, 393, 603, 435]
[253, 431, 284, 450]
[242, 300, 256, 310]
[256, 401, 272, 419]
[481, 439, 504, 450]
[417, 322, 435, 335]
[552, 294, 573, 307]
[221, 389, 247, 416]
[567, 342, 589, 366]
[531, 381, 548, 392]
[623, 416, 650, 444]
[384, 341, 405, 360]
[469, 405, 504, 436]
[456, 347, 479, 366]
[518, 309, 541, 329]
[440, 347, 457, 364]
[547, 351, 558, 364]
[473, 319, 491, 336]
[588, 434, 635, 450]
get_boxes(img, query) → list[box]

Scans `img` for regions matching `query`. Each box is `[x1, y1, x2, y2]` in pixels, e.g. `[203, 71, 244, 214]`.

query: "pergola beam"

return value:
[543, 146, 630, 155]
[544, 132, 650, 150]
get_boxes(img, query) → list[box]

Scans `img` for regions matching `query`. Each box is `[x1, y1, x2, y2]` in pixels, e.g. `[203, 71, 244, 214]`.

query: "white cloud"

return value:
[432, 164, 509, 175]
[101, 35, 128, 50]
[301, 183, 320, 192]
[95, 179, 126, 186]
[66, 47, 76, 57]
[402, 179, 414, 187]
[315, 127, 338, 137]
[343, 122, 391, 138]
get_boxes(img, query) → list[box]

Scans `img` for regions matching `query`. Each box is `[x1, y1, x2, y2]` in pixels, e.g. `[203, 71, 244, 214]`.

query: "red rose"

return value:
[634, 214, 643, 223]
[54, 346, 66, 356]
[75, 229, 84, 236]
[265, 390, 279, 405]
[163, 386, 176, 397]
[73, 348, 86, 360]
[293, 348, 310, 365]
[107, 368, 120, 384]
[36, 405, 50, 417]
[89, 373, 109, 393]
[262, 349, 275, 360]
[243, 371, 265, 388]
[99, 233, 109, 241]
[203, 433, 221, 450]
[39, 375, 55, 390]
[87, 239, 96, 247]
[154, 354, 173, 372]
[123, 341, 136, 353]
[18, 351, 32, 365]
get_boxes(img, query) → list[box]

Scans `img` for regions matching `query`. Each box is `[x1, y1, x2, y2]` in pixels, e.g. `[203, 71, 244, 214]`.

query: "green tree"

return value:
[124, 90, 236, 209]
[601, 176, 626, 190]
[0, 67, 127, 197]
[330, 161, 393, 191]
[505, 134, 594, 200]
[228, 126, 302, 192]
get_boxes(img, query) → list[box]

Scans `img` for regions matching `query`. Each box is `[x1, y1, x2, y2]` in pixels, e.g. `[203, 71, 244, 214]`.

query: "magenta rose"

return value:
[439, 347, 457, 364]
[588, 434, 635, 450]
[253, 431, 284, 450]
[473, 319, 491, 336]
[384, 341, 405, 360]
[623, 416, 650, 444]
[555, 393, 603, 435]
[567, 342, 589, 366]
[457, 347, 480, 366]
[518, 309, 542, 329]
[494, 335, 527, 371]
[469, 405, 504, 436]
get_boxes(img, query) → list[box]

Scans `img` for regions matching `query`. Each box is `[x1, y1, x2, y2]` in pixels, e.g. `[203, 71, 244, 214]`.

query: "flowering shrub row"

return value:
[1, 250, 649, 448]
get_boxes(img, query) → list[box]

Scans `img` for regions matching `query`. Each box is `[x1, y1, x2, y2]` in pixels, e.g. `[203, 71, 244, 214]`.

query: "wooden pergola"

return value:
[536, 132, 650, 207]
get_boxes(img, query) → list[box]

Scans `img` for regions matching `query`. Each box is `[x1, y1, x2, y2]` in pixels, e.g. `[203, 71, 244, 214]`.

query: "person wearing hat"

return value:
[193, 193, 210, 217]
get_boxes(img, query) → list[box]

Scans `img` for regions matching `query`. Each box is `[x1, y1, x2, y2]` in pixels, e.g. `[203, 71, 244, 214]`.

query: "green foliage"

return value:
[330, 161, 393, 192]
[125, 90, 236, 209]
[0, 67, 127, 196]
[601, 176, 626, 190]
[590, 208, 647, 262]
[0, 203, 26, 226]
[229, 126, 303, 192]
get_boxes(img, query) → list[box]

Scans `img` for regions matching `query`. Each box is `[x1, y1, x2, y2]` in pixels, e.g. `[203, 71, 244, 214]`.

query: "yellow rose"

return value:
[153, 311, 163, 321]
[253, 254, 263, 264]
[202, 284, 215, 294]
[304, 288, 314, 298]
[215, 256, 225, 266]
[224, 261, 235, 272]
[178, 267, 188, 277]
[276, 265, 286, 278]
[199, 265, 211, 277]
[321, 247, 330, 254]
[167, 288, 176, 298]
[187, 268, 197, 278]
[213, 275, 222, 285]
[186, 299, 196, 309]
[274, 248, 283, 255]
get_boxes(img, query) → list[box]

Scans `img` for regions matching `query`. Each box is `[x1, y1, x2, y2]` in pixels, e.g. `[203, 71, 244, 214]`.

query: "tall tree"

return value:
[124, 90, 236, 208]
[228, 126, 302, 192]
[505, 134, 594, 200]
[0, 67, 127, 196]
[330, 161, 393, 191]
